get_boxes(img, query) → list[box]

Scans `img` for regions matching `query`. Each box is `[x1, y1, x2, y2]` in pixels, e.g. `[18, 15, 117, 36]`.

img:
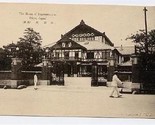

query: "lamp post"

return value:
[11, 46, 22, 88]
[15, 47, 19, 57]
[45, 48, 49, 59]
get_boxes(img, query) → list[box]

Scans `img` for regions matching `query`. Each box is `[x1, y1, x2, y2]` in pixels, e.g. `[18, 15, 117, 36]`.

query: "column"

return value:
[107, 57, 115, 81]
[11, 58, 22, 88]
[91, 62, 98, 86]
[132, 55, 140, 83]
[41, 59, 51, 85]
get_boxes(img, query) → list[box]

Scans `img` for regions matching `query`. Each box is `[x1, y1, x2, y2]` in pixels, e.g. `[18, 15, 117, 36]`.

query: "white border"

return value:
[0, 0, 155, 6]
[0, 0, 155, 125]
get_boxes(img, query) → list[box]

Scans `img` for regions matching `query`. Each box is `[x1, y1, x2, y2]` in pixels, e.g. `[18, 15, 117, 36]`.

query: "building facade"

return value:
[114, 45, 135, 81]
[48, 20, 115, 77]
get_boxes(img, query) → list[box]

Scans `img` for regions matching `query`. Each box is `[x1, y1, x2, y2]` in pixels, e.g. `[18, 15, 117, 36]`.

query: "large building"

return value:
[48, 20, 115, 77]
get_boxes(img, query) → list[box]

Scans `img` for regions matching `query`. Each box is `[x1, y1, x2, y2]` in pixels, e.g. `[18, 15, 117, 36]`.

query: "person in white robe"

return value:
[110, 71, 123, 98]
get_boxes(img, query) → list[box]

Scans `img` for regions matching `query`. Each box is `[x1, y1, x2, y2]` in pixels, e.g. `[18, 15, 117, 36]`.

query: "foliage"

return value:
[127, 29, 155, 70]
[0, 48, 12, 70]
[2, 28, 43, 70]
[127, 29, 155, 54]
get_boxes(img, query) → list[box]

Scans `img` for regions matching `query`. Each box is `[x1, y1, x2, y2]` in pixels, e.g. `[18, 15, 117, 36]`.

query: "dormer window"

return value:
[62, 42, 65, 47]
[68, 42, 72, 47]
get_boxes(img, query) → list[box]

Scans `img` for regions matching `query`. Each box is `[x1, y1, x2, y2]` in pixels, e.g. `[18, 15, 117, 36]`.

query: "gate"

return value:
[91, 62, 107, 86]
[91, 62, 98, 86]
[140, 70, 155, 93]
[139, 54, 155, 93]
[50, 62, 64, 85]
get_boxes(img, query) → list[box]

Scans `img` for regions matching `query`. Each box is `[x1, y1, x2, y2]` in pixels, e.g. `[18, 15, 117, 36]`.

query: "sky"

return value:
[0, 3, 155, 48]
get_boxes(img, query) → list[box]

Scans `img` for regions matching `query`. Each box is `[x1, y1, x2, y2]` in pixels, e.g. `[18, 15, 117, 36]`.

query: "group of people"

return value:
[33, 71, 124, 98]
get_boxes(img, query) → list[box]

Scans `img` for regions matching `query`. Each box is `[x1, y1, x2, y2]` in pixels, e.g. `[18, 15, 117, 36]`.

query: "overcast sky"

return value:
[0, 3, 155, 48]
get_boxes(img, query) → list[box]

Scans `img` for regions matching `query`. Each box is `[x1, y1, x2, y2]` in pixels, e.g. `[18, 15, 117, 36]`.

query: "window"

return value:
[102, 50, 110, 59]
[64, 51, 69, 59]
[75, 52, 79, 59]
[55, 52, 59, 59]
[87, 52, 94, 59]
[62, 42, 65, 47]
[68, 42, 72, 47]
[95, 51, 101, 59]
[105, 51, 110, 59]
[124, 56, 130, 62]
[102, 51, 106, 59]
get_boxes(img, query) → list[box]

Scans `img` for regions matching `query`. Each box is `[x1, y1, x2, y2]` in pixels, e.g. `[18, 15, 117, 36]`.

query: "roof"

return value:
[119, 60, 132, 66]
[43, 42, 56, 48]
[34, 62, 52, 67]
[63, 20, 114, 46]
[50, 37, 87, 50]
[34, 62, 43, 67]
[3, 42, 17, 49]
[115, 46, 135, 55]
[78, 40, 112, 50]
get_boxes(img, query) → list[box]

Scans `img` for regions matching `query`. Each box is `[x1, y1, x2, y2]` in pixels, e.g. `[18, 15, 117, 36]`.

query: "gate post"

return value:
[107, 57, 115, 81]
[11, 58, 22, 88]
[41, 59, 51, 85]
[91, 62, 98, 86]
[58, 62, 64, 85]
[132, 55, 140, 83]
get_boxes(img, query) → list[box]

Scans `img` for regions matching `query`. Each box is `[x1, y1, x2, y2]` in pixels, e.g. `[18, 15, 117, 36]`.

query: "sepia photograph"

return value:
[0, 1, 155, 121]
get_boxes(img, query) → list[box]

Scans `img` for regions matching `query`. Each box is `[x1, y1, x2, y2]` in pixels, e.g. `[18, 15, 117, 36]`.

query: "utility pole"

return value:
[143, 7, 148, 54]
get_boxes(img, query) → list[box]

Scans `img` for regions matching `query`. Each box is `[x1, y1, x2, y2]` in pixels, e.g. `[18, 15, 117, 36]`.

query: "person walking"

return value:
[34, 74, 38, 90]
[110, 71, 123, 98]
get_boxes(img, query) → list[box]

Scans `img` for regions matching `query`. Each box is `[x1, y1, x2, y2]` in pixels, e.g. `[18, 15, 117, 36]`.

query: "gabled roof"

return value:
[78, 40, 112, 50]
[50, 37, 86, 50]
[115, 46, 135, 55]
[64, 20, 103, 37]
[63, 20, 114, 46]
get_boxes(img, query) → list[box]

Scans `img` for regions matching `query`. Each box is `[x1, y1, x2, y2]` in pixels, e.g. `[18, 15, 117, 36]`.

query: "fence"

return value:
[0, 70, 42, 87]
[140, 70, 155, 93]
[117, 72, 132, 82]
[0, 71, 11, 79]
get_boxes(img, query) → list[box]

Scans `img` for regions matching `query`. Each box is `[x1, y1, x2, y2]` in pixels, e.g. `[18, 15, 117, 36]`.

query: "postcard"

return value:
[0, 2, 155, 119]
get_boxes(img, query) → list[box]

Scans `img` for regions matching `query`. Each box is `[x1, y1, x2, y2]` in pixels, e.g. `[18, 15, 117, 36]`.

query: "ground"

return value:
[0, 77, 155, 118]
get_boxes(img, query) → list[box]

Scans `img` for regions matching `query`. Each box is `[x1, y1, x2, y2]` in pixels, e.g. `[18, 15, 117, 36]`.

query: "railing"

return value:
[82, 58, 108, 62]
[51, 57, 81, 61]
[50, 57, 109, 62]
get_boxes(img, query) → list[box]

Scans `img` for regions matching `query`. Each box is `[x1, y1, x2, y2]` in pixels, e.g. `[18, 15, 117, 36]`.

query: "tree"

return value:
[17, 28, 43, 68]
[127, 29, 155, 70]
[127, 29, 155, 54]
[0, 47, 12, 70]
[18, 28, 42, 49]
[3, 28, 43, 70]
[2, 43, 17, 70]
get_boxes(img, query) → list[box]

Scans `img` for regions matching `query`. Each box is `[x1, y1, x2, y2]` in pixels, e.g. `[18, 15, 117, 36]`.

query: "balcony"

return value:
[50, 57, 109, 62]
[81, 58, 108, 62]
[50, 57, 81, 61]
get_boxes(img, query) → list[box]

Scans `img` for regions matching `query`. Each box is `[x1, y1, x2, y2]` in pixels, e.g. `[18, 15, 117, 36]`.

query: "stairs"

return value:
[64, 77, 91, 88]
